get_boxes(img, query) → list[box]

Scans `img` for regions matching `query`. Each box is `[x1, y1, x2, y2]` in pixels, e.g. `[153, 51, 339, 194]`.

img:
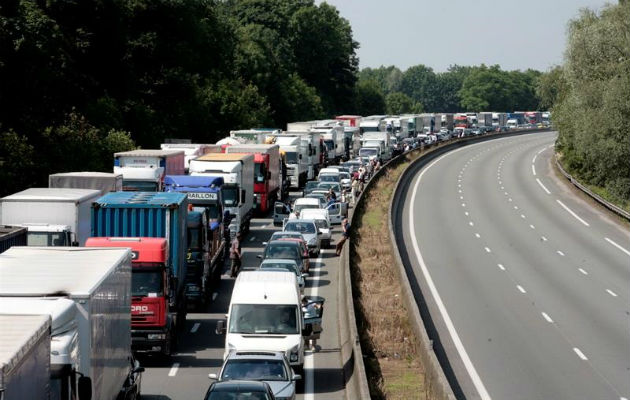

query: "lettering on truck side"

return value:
[187, 192, 218, 200]
[131, 305, 150, 313]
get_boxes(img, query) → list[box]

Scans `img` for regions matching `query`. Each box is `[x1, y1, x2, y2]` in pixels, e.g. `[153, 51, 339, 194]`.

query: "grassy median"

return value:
[350, 150, 427, 399]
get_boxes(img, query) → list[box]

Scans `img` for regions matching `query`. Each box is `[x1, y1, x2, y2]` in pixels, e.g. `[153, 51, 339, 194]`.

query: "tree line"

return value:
[536, 1, 629, 207]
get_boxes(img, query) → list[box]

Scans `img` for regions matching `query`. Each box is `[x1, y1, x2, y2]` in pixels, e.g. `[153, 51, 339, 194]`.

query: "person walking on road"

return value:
[230, 232, 242, 278]
[223, 210, 232, 259]
[351, 177, 359, 205]
[335, 218, 350, 256]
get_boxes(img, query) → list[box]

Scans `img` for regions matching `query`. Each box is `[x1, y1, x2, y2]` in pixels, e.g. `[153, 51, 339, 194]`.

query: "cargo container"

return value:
[0, 225, 27, 254]
[0, 247, 142, 400]
[0, 188, 101, 247]
[114, 149, 185, 191]
[49, 171, 123, 195]
[0, 314, 51, 400]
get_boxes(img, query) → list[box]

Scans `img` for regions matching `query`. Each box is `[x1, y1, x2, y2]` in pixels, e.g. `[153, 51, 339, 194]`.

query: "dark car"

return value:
[259, 240, 307, 272]
[203, 380, 275, 400]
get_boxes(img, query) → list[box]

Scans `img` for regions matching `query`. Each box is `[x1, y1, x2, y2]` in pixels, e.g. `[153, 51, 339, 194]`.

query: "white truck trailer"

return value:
[190, 153, 255, 236]
[0, 314, 51, 400]
[312, 125, 345, 164]
[49, 171, 123, 196]
[477, 112, 493, 129]
[0, 188, 101, 247]
[360, 131, 392, 161]
[160, 143, 221, 172]
[0, 247, 142, 400]
[114, 149, 185, 191]
[274, 135, 310, 188]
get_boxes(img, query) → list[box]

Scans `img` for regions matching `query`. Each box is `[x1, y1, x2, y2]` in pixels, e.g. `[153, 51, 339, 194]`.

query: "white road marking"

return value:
[578, 268, 588, 275]
[459, 190, 463, 193]
[501, 186, 504, 190]
[460, 196, 464, 200]
[520, 214, 526, 219]
[536, 178, 551, 194]
[537, 147, 546, 155]
[190, 323, 200, 333]
[542, 312, 554, 323]
[606, 289, 618, 297]
[605, 237, 630, 256]
[475, 233, 481, 238]
[484, 247, 491, 253]
[557, 250, 565, 256]
[410, 148, 492, 400]
[514, 206, 518, 210]
[249, 236, 256, 242]
[556, 200, 590, 226]
[499, 181, 502, 185]
[517, 285, 526, 293]
[497, 264, 506, 271]
[465, 212, 469, 216]
[168, 363, 180, 377]
[541, 236, 548, 241]
[508, 198, 513, 202]
[304, 251, 324, 399]
[212, 292, 218, 301]
[532, 154, 537, 163]
[529, 224, 535, 229]
[532, 165, 536, 176]
[462, 203, 466, 207]
[573, 348, 588, 361]
[469, 221, 474, 226]
[504, 192, 508, 195]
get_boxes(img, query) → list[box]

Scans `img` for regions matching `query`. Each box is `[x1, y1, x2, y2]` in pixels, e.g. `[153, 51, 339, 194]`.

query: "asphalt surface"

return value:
[138, 194, 347, 400]
[401, 131, 630, 400]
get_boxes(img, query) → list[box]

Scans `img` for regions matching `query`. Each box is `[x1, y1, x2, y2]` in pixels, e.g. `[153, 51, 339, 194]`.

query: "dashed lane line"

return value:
[168, 363, 180, 377]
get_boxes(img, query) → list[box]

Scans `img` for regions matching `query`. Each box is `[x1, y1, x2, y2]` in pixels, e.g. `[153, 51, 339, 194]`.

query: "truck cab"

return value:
[114, 149, 185, 191]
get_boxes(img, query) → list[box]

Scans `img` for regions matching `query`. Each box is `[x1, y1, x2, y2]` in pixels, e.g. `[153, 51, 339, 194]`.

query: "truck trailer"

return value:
[0, 188, 101, 247]
[160, 143, 221, 172]
[49, 171, 123, 196]
[114, 149, 185, 191]
[0, 225, 27, 254]
[0, 247, 142, 400]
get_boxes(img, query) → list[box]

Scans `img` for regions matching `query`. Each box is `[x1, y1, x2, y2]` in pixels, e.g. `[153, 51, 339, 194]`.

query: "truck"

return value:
[229, 129, 280, 145]
[272, 135, 310, 189]
[343, 126, 362, 159]
[189, 153, 254, 237]
[164, 175, 226, 301]
[439, 113, 455, 132]
[114, 149, 185, 191]
[359, 117, 386, 133]
[312, 125, 345, 164]
[335, 115, 362, 127]
[492, 112, 507, 130]
[507, 112, 526, 126]
[524, 111, 542, 125]
[420, 113, 438, 134]
[361, 131, 392, 161]
[454, 113, 471, 128]
[90, 192, 189, 355]
[0, 225, 27, 254]
[49, 171, 123, 196]
[0, 188, 101, 247]
[477, 112, 493, 130]
[0, 314, 51, 400]
[225, 144, 281, 215]
[160, 143, 221, 172]
[0, 246, 143, 400]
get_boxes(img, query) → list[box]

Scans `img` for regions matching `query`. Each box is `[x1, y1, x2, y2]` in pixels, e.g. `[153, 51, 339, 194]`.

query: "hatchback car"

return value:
[283, 219, 320, 256]
[259, 259, 307, 291]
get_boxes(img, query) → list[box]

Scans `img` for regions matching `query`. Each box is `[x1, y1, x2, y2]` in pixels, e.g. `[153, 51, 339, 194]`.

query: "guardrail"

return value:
[554, 157, 630, 221]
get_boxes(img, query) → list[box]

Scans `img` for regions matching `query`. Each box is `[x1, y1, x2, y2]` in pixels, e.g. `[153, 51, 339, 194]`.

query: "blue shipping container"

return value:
[91, 192, 189, 289]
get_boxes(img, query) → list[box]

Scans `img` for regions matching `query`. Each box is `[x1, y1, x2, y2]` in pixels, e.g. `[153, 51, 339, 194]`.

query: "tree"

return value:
[0, 130, 35, 196]
[400, 65, 440, 111]
[353, 80, 385, 116]
[385, 92, 422, 114]
[536, 66, 567, 110]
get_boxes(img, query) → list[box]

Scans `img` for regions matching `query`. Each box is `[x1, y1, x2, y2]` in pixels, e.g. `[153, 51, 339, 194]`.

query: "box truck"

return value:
[0, 188, 101, 247]
[160, 143, 221, 172]
[0, 314, 51, 400]
[114, 149, 185, 191]
[49, 171, 123, 196]
[0, 247, 143, 400]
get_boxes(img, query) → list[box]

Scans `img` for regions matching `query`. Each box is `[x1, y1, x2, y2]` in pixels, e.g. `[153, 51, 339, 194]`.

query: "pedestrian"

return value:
[335, 218, 350, 256]
[301, 296, 322, 351]
[230, 232, 242, 278]
[328, 187, 337, 201]
[351, 177, 359, 205]
[222, 210, 232, 259]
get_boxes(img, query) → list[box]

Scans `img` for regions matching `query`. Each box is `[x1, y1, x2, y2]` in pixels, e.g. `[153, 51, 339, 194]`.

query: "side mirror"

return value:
[262, 242, 268, 246]
[256, 255, 263, 259]
[241, 189, 246, 204]
[292, 374, 302, 381]
[216, 320, 226, 335]
[208, 373, 218, 380]
[78, 376, 92, 400]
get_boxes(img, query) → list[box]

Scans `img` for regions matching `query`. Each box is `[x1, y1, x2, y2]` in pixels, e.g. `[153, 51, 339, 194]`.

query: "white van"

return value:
[217, 271, 306, 369]
[299, 208, 332, 248]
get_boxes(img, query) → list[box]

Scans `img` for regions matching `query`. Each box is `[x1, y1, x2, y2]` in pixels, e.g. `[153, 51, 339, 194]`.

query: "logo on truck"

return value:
[187, 192, 217, 200]
[131, 305, 149, 312]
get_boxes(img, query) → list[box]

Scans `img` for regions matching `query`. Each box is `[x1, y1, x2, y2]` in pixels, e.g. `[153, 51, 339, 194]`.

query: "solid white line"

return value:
[605, 237, 630, 256]
[606, 289, 618, 297]
[557, 250, 565, 256]
[573, 347, 588, 361]
[410, 148, 492, 400]
[578, 268, 588, 275]
[541, 236, 548, 242]
[497, 264, 506, 271]
[304, 251, 324, 400]
[542, 312, 554, 323]
[212, 292, 218, 301]
[556, 199, 590, 227]
[190, 323, 200, 333]
[537, 147, 546, 155]
[168, 363, 180, 377]
[536, 178, 551, 194]
[517, 285, 526, 294]
[532, 154, 537, 163]
[484, 247, 491, 253]
[532, 165, 536, 176]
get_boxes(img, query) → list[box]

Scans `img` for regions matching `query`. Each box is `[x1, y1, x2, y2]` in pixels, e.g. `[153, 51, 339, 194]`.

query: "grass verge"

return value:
[350, 150, 427, 399]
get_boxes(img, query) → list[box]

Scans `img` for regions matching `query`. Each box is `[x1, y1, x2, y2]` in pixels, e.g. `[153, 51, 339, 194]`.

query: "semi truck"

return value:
[225, 144, 281, 215]
[0, 225, 27, 254]
[0, 314, 51, 400]
[492, 113, 507, 130]
[189, 153, 254, 237]
[0, 247, 143, 400]
[439, 113, 455, 131]
[477, 112, 493, 129]
[454, 113, 471, 128]
[160, 143, 221, 172]
[114, 149, 185, 191]
[272, 135, 309, 189]
[335, 115, 362, 127]
[0, 188, 101, 247]
[90, 192, 189, 355]
[313, 126, 345, 164]
[49, 171, 123, 196]
[361, 131, 392, 161]
[524, 111, 542, 125]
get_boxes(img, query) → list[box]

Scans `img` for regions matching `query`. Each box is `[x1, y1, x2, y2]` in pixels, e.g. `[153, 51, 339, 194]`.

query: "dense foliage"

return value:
[357, 64, 541, 114]
[0, 0, 358, 195]
[540, 1, 630, 204]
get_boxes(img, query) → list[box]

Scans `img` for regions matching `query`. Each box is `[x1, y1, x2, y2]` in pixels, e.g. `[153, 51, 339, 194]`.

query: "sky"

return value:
[318, 0, 611, 73]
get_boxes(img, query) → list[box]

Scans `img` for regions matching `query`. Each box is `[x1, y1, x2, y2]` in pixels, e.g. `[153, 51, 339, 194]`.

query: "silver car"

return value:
[259, 259, 307, 291]
[210, 351, 301, 400]
[283, 219, 320, 256]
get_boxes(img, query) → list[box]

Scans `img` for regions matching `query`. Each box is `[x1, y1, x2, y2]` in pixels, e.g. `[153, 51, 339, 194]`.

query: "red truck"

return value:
[86, 237, 179, 356]
[225, 144, 281, 215]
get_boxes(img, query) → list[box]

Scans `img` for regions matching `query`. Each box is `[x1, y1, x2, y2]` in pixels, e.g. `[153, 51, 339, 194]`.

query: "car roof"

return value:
[267, 240, 301, 247]
[284, 219, 316, 225]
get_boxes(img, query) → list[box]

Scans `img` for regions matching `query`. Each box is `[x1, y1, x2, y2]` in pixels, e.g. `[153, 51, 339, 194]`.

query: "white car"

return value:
[299, 208, 332, 248]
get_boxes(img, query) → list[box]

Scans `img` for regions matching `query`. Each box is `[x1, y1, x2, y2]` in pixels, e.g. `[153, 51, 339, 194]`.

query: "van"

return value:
[216, 271, 312, 370]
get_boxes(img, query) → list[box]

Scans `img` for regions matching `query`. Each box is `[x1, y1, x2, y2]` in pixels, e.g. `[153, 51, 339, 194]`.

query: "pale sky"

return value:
[319, 0, 611, 72]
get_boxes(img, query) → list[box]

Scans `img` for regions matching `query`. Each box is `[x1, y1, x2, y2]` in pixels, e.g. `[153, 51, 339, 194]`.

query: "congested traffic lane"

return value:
[139, 203, 347, 399]
[400, 131, 630, 400]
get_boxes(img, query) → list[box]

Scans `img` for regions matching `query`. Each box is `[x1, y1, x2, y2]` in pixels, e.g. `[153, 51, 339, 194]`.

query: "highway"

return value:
[399, 131, 630, 400]
[138, 201, 347, 400]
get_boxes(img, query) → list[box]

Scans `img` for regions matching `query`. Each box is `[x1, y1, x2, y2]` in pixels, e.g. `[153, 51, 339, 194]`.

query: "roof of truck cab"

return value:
[85, 237, 167, 263]
[195, 153, 254, 162]
[0, 297, 75, 334]
[164, 175, 224, 188]
[49, 171, 121, 178]
[231, 270, 299, 305]
[114, 149, 184, 157]
[225, 144, 279, 154]
[1, 188, 101, 202]
[0, 247, 130, 297]
[93, 191, 187, 207]
[0, 314, 51, 375]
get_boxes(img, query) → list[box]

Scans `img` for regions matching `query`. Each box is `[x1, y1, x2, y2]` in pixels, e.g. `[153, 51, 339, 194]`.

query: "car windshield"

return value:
[261, 262, 299, 275]
[317, 183, 340, 192]
[223, 187, 239, 207]
[284, 222, 316, 234]
[264, 243, 300, 259]
[294, 203, 319, 213]
[324, 140, 335, 151]
[271, 233, 302, 240]
[132, 270, 163, 297]
[254, 162, 266, 184]
[285, 151, 298, 164]
[319, 174, 338, 183]
[359, 148, 377, 157]
[339, 172, 350, 180]
[229, 304, 299, 334]
[313, 219, 328, 230]
[221, 359, 288, 381]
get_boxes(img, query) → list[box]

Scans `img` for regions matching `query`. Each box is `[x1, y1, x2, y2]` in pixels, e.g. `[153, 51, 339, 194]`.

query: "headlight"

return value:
[308, 238, 316, 246]
[147, 334, 166, 340]
[287, 344, 300, 362]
